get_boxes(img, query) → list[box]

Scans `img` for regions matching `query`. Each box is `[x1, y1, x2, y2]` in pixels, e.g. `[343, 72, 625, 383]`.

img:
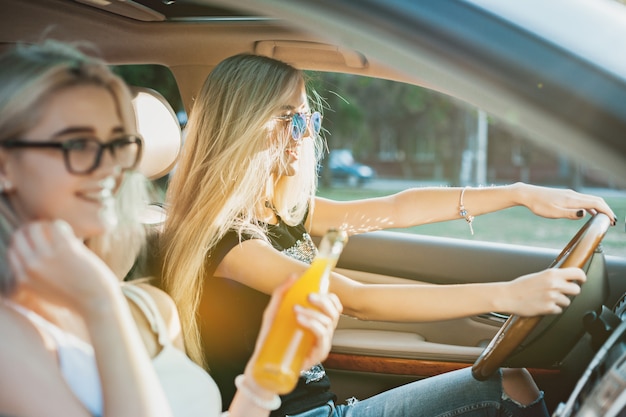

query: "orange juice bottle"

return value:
[252, 228, 348, 394]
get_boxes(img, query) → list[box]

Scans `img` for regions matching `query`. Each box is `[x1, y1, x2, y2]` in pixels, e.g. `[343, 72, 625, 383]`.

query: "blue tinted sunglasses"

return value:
[275, 111, 322, 141]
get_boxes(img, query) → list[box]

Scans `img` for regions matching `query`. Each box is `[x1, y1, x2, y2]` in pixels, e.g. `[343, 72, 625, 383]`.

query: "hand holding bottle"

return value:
[232, 276, 341, 414]
[251, 229, 347, 394]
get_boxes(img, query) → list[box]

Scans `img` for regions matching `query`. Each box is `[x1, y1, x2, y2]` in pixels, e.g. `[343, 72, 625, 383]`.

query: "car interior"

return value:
[2, 1, 626, 416]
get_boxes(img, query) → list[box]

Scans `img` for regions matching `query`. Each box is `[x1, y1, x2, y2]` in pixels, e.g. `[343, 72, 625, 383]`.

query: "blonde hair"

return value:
[0, 40, 150, 294]
[160, 54, 324, 365]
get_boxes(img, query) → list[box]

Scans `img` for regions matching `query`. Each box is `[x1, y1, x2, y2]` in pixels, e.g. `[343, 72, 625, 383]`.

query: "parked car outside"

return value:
[327, 149, 375, 186]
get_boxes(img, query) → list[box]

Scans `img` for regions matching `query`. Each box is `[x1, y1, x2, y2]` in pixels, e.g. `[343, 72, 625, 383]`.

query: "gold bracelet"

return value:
[459, 187, 475, 235]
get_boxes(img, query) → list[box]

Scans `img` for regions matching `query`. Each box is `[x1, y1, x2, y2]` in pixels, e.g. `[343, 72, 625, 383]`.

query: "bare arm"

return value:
[0, 288, 174, 417]
[335, 268, 585, 321]
[86, 287, 174, 417]
[216, 238, 586, 322]
[308, 182, 616, 236]
[0, 304, 104, 417]
[4, 221, 173, 417]
[128, 277, 341, 417]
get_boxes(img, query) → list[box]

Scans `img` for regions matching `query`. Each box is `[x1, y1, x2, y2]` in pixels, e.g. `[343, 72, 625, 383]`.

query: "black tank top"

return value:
[199, 214, 335, 416]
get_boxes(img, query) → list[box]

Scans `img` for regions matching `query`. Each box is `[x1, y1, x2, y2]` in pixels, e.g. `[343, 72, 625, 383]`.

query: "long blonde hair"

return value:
[0, 40, 150, 294]
[160, 54, 324, 365]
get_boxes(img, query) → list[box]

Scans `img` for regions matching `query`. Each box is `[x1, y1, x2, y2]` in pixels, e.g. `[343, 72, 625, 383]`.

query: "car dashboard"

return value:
[555, 296, 626, 417]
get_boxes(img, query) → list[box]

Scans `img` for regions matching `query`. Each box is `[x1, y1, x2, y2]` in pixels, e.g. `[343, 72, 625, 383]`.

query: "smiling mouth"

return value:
[82, 188, 112, 202]
[80, 177, 116, 204]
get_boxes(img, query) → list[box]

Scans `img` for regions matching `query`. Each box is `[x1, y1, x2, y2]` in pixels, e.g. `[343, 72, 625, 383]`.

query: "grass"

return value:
[317, 185, 626, 257]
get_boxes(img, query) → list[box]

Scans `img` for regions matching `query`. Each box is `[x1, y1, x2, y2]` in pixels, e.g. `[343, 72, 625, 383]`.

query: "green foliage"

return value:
[121, 65, 620, 189]
[308, 71, 473, 184]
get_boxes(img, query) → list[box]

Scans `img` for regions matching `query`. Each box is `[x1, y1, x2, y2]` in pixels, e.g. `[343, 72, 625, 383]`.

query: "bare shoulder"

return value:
[127, 283, 186, 352]
[0, 303, 46, 355]
[134, 283, 180, 319]
[0, 304, 86, 416]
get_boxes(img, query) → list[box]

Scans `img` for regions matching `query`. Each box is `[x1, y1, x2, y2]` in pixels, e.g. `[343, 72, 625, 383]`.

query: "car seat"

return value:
[131, 86, 182, 226]
[123, 86, 182, 281]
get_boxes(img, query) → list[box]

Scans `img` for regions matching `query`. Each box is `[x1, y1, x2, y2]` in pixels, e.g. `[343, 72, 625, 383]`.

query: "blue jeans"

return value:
[286, 368, 548, 417]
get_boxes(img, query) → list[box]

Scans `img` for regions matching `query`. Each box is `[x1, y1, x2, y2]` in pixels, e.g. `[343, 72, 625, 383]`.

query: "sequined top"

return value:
[281, 231, 316, 264]
[199, 212, 335, 417]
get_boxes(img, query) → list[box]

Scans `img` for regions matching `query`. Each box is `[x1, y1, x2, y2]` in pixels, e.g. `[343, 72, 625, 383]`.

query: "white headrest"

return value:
[131, 86, 182, 180]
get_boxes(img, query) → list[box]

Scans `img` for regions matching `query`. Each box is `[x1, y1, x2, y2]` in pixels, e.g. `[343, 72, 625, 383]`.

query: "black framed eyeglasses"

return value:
[275, 111, 322, 141]
[0, 134, 143, 175]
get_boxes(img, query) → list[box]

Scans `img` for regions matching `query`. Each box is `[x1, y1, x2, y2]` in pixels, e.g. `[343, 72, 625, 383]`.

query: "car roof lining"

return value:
[0, 0, 431, 114]
[0, 0, 424, 91]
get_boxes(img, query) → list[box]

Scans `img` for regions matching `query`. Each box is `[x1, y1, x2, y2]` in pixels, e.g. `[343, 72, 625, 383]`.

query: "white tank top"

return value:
[122, 284, 223, 417]
[7, 286, 222, 417]
[6, 301, 103, 417]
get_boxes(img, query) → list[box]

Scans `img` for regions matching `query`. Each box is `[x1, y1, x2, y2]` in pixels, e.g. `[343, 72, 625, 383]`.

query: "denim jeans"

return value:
[286, 368, 549, 417]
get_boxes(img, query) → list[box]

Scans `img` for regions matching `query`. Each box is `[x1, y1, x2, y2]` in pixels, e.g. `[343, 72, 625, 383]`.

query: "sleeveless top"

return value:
[6, 286, 223, 417]
[5, 301, 103, 417]
[200, 212, 335, 417]
[122, 284, 223, 417]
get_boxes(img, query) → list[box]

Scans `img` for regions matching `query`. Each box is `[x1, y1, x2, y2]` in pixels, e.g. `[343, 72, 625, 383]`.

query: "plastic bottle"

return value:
[252, 228, 348, 394]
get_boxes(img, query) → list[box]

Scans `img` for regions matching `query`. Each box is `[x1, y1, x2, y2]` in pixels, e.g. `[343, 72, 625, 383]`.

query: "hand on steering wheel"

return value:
[472, 213, 612, 381]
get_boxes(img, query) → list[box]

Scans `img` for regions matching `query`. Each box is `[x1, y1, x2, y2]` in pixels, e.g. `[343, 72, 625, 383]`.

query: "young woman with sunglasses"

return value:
[158, 53, 616, 417]
[0, 42, 341, 417]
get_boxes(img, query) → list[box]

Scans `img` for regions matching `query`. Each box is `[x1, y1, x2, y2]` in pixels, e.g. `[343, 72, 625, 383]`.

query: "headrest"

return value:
[131, 86, 182, 180]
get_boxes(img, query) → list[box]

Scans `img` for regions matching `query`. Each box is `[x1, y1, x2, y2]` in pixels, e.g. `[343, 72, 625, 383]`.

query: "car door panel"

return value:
[323, 230, 626, 405]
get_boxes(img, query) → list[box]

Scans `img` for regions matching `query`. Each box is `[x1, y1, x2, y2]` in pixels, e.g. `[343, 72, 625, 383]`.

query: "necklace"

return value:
[262, 200, 280, 223]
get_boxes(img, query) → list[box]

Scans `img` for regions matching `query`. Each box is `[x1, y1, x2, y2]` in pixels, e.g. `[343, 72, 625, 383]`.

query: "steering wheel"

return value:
[471, 213, 612, 381]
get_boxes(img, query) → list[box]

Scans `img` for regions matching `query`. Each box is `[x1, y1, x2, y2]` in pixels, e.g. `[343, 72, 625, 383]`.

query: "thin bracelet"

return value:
[459, 187, 475, 235]
[234, 374, 281, 411]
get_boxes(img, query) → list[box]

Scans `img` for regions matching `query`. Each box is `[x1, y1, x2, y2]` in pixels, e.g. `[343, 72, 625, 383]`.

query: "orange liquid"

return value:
[252, 257, 334, 394]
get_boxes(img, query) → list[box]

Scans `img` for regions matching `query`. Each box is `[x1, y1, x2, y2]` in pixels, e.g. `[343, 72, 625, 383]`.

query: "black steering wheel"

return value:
[472, 213, 612, 381]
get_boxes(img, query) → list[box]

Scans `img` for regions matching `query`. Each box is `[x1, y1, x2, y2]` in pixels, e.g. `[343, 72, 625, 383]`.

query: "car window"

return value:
[311, 72, 626, 256]
[112, 65, 625, 256]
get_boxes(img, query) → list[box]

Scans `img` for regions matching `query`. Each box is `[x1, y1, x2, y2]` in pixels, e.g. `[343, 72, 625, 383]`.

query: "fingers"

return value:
[296, 293, 342, 334]
[255, 274, 298, 350]
[7, 220, 79, 288]
[539, 267, 586, 315]
[586, 199, 616, 224]
[296, 292, 343, 370]
[11, 220, 75, 256]
[565, 193, 615, 225]
[550, 266, 586, 286]
[511, 267, 588, 316]
[528, 185, 617, 225]
[297, 310, 333, 369]
[295, 304, 333, 334]
[307, 292, 342, 321]
[51, 219, 76, 240]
